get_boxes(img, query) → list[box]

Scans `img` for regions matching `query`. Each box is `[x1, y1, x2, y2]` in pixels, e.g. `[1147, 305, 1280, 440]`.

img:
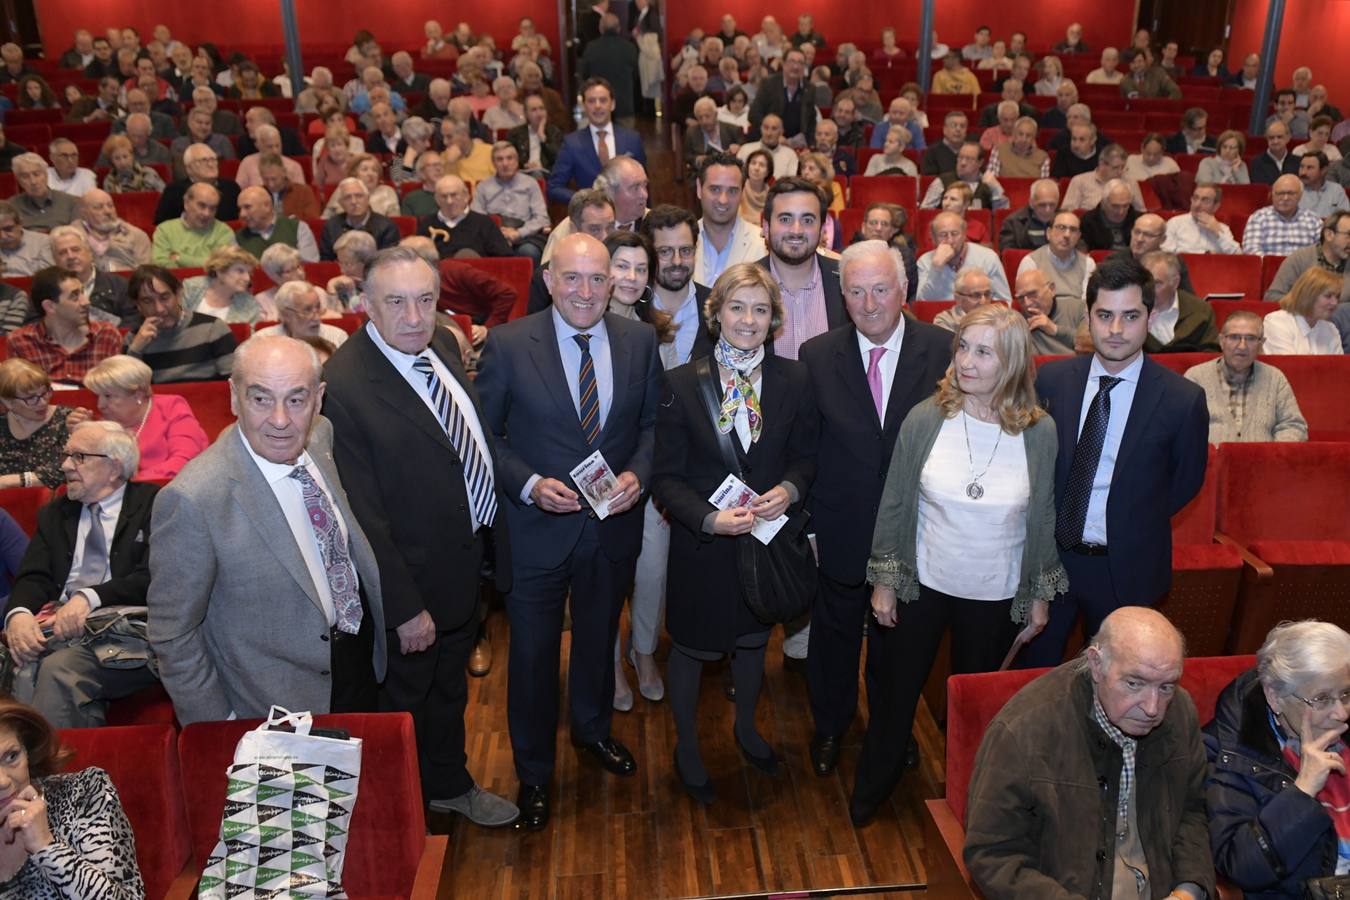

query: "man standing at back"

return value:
[322, 246, 519, 828]
[692, 153, 764, 288]
[475, 233, 662, 831]
[1023, 257, 1208, 666]
[547, 78, 646, 204]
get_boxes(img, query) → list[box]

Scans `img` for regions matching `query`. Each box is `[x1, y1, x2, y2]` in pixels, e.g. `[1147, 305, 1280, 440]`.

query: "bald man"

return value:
[1108, 212, 1197, 294]
[416, 174, 513, 259]
[475, 232, 663, 830]
[235, 185, 319, 263]
[1241, 174, 1325, 256]
[151, 182, 235, 267]
[1015, 267, 1084, 355]
[965, 607, 1214, 900]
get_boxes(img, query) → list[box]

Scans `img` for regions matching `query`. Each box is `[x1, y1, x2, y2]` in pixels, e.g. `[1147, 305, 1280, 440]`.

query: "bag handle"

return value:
[264, 706, 314, 735]
[694, 356, 743, 480]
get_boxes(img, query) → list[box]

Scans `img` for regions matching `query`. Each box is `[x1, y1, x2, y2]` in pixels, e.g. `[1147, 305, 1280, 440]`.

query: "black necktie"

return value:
[1056, 375, 1123, 549]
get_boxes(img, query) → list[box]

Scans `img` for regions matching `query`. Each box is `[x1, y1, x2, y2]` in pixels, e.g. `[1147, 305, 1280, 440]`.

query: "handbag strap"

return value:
[694, 356, 743, 479]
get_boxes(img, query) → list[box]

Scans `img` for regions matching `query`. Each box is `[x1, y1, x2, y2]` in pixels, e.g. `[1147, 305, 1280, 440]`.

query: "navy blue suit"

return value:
[546, 125, 647, 204]
[475, 309, 662, 785]
[1022, 353, 1208, 665]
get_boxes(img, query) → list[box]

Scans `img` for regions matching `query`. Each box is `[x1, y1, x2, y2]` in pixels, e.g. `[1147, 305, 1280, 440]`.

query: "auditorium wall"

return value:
[1228, 0, 1350, 110]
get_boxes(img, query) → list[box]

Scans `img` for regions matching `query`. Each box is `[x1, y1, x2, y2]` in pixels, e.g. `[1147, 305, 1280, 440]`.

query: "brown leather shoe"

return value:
[468, 636, 492, 677]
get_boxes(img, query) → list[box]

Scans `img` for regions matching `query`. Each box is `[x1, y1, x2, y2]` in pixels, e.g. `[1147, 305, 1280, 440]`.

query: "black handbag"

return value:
[694, 357, 817, 626]
[1304, 875, 1350, 899]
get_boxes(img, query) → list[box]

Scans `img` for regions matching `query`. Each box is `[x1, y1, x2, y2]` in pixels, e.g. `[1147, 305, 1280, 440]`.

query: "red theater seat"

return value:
[176, 713, 448, 899]
[60, 724, 192, 900]
[1209, 300, 1274, 331]
[910, 300, 955, 323]
[1181, 253, 1263, 301]
[0, 485, 51, 534]
[1260, 355, 1350, 441]
[849, 175, 920, 209]
[111, 192, 161, 235]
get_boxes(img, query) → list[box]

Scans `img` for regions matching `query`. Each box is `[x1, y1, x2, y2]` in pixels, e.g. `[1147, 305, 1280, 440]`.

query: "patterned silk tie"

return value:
[1055, 375, 1123, 549]
[289, 466, 362, 634]
[411, 355, 497, 528]
[574, 334, 601, 444]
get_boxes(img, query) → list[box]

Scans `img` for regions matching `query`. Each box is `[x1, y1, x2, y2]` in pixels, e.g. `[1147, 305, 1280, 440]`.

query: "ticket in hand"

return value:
[707, 473, 788, 545]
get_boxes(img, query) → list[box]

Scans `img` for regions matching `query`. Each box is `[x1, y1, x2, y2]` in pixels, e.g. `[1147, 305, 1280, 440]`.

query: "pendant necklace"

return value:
[961, 409, 1002, 500]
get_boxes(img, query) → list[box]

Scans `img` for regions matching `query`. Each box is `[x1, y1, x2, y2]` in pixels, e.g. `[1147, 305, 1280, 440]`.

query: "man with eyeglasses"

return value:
[1109, 212, 1197, 294]
[999, 180, 1063, 250]
[1243, 175, 1325, 256]
[5, 420, 160, 728]
[1141, 251, 1220, 354]
[1018, 210, 1096, 303]
[1163, 184, 1242, 255]
[1184, 311, 1307, 442]
[44, 140, 96, 199]
[916, 210, 1011, 301]
[1014, 267, 1084, 355]
[153, 142, 241, 225]
[5, 266, 122, 382]
[168, 107, 236, 183]
[1265, 211, 1350, 348]
[641, 205, 713, 364]
[932, 267, 996, 331]
[0, 200, 52, 276]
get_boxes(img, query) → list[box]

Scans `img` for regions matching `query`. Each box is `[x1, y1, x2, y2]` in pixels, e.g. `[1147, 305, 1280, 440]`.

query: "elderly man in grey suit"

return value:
[148, 335, 387, 724]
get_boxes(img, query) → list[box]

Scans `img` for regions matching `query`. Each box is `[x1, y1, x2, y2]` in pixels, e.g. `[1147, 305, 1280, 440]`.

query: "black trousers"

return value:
[506, 519, 635, 786]
[851, 584, 1017, 810]
[806, 572, 880, 740]
[330, 586, 378, 715]
[1020, 552, 1132, 668]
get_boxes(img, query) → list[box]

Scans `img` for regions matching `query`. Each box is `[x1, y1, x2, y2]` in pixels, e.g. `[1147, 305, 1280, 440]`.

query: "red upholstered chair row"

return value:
[925, 654, 1257, 900]
[0, 484, 51, 534]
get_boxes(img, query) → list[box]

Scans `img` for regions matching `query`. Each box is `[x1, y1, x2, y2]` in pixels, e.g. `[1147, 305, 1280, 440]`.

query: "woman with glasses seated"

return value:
[1204, 620, 1350, 898]
[0, 359, 72, 489]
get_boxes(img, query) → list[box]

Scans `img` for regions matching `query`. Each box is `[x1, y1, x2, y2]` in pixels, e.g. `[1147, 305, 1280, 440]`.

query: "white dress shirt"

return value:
[1076, 353, 1144, 545]
[1149, 302, 1180, 345]
[365, 322, 496, 530]
[1262, 309, 1345, 355]
[47, 167, 97, 197]
[1162, 214, 1241, 255]
[855, 316, 907, 422]
[238, 431, 355, 627]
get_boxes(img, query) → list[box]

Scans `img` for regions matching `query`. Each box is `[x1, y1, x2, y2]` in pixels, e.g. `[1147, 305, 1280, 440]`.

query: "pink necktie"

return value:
[867, 346, 886, 420]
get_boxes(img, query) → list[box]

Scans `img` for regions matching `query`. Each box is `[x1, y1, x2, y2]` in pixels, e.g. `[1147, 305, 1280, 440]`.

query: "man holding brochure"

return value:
[475, 232, 663, 831]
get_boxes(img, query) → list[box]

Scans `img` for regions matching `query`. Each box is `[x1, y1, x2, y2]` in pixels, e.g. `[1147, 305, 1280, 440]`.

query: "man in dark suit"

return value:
[323, 246, 520, 828]
[547, 78, 646, 204]
[748, 48, 816, 147]
[683, 97, 743, 175]
[579, 14, 639, 119]
[507, 97, 564, 177]
[49, 226, 138, 328]
[1163, 108, 1217, 156]
[318, 178, 401, 261]
[388, 51, 431, 95]
[475, 232, 662, 830]
[799, 241, 951, 779]
[6, 421, 158, 728]
[1022, 256, 1208, 666]
[1250, 120, 1301, 185]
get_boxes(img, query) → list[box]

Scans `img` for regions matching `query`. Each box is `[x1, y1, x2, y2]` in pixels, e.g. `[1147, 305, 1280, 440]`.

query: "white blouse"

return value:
[915, 414, 1029, 601]
[1262, 309, 1345, 355]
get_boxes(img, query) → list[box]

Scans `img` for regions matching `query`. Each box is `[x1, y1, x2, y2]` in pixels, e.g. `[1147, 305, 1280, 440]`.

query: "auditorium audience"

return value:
[0, 358, 71, 488]
[126, 265, 236, 382]
[181, 246, 262, 325]
[235, 186, 319, 265]
[1014, 267, 1083, 356]
[1264, 267, 1344, 354]
[931, 268, 994, 331]
[253, 281, 348, 349]
[1184, 312, 1308, 443]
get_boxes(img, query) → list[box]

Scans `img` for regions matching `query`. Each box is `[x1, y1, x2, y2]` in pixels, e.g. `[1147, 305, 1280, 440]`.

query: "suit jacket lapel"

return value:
[109, 484, 150, 548]
[1117, 359, 1165, 464]
[222, 427, 326, 618]
[833, 326, 882, 430]
[602, 316, 631, 439]
[60, 500, 80, 561]
[529, 311, 590, 443]
[884, 323, 933, 433]
[746, 357, 786, 463]
[1057, 356, 1092, 462]
[355, 328, 458, 459]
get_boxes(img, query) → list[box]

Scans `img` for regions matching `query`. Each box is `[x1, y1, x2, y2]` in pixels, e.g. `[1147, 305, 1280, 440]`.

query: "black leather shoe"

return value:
[734, 733, 780, 776]
[573, 737, 637, 776]
[848, 792, 881, 827]
[904, 736, 920, 770]
[810, 733, 841, 777]
[516, 784, 549, 831]
[673, 749, 715, 805]
[781, 654, 807, 676]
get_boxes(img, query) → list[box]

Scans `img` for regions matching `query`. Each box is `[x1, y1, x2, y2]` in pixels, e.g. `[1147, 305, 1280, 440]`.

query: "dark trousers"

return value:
[1019, 552, 1129, 668]
[851, 584, 1017, 811]
[377, 535, 484, 800]
[330, 587, 378, 715]
[507, 519, 635, 786]
[807, 572, 879, 740]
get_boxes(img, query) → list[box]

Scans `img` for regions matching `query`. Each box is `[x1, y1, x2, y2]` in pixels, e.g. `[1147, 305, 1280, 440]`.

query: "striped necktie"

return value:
[412, 355, 497, 528]
[574, 334, 601, 444]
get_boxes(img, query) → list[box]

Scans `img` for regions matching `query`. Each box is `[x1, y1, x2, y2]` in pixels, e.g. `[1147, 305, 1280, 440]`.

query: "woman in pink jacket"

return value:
[78, 355, 209, 482]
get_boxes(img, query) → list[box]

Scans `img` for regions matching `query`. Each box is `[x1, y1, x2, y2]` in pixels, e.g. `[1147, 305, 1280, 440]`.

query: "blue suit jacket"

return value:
[546, 125, 647, 204]
[1035, 353, 1209, 603]
[474, 310, 663, 568]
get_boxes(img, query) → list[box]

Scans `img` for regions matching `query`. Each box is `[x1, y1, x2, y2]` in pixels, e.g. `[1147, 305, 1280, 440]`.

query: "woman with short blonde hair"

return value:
[83, 354, 209, 481]
[99, 134, 165, 193]
[0, 359, 71, 488]
[1265, 266, 1344, 354]
[181, 246, 261, 325]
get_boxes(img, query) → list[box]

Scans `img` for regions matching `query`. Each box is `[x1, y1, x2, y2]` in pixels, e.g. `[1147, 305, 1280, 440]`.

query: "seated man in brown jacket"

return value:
[963, 607, 1215, 900]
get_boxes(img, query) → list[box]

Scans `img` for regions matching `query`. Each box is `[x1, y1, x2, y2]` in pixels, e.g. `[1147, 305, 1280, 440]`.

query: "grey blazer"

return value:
[147, 416, 387, 725]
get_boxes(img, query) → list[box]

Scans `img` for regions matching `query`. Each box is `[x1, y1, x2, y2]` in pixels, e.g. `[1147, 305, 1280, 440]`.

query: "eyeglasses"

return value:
[1290, 688, 1350, 712]
[62, 450, 111, 465]
[1131, 229, 1165, 240]
[1221, 333, 1263, 345]
[1050, 223, 1081, 233]
[955, 289, 994, 300]
[1013, 290, 1044, 302]
[9, 387, 51, 406]
[655, 246, 696, 261]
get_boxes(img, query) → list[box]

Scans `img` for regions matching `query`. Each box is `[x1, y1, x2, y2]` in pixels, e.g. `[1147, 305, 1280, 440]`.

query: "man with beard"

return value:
[640, 205, 713, 362]
[692, 154, 765, 288]
[76, 190, 151, 276]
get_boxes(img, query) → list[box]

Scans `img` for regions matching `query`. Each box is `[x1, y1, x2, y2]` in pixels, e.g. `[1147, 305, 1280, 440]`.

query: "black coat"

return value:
[1202, 669, 1339, 899]
[507, 123, 564, 174]
[748, 74, 817, 146]
[89, 271, 139, 330]
[322, 327, 511, 632]
[1079, 204, 1140, 252]
[579, 35, 640, 118]
[799, 320, 951, 584]
[416, 211, 513, 259]
[318, 213, 401, 260]
[1250, 152, 1301, 186]
[652, 355, 817, 652]
[1164, 132, 1217, 156]
[6, 482, 159, 618]
[998, 206, 1055, 250]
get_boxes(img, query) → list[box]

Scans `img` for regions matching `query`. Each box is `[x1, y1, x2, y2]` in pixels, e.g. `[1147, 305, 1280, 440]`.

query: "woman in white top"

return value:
[1197, 130, 1252, 185]
[1264, 266, 1345, 355]
[1292, 116, 1343, 163]
[864, 126, 919, 176]
[1124, 133, 1181, 182]
[852, 304, 1064, 823]
[1033, 56, 1063, 96]
[718, 87, 751, 132]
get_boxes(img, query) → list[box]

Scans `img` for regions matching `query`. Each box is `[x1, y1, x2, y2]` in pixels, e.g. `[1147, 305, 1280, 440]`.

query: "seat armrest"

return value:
[164, 864, 198, 900]
[1214, 531, 1274, 580]
[923, 798, 984, 900]
[409, 833, 451, 899]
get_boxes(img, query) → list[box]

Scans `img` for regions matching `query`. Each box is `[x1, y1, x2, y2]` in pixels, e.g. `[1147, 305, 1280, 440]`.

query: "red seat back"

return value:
[1147, 351, 1216, 376]
[110, 191, 161, 235]
[910, 300, 956, 323]
[1260, 255, 1286, 298]
[1181, 253, 1263, 301]
[1216, 184, 1271, 221]
[0, 485, 51, 534]
[1259, 355, 1350, 439]
[177, 713, 428, 897]
[60, 724, 190, 900]
[1217, 441, 1350, 544]
[849, 175, 919, 209]
[1210, 300, 1273, 330]
[1172, 445, 1221, 545]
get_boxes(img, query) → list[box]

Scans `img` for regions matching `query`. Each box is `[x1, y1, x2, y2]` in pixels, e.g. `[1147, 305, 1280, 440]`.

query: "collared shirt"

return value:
[855, 316, 907, 421]
[1262, 308, 1345, 355]
[697, 220, 736, 286]
[79, 218, 152, 273]
[1149, 300, 1181, 346]
[5, 319, 123, 382]
[0, 229, 53, 275]
[653, 283, 699, 365]
[1077, 352, 1144, 544]
[1242, 205, 1325, 255]
[1090, 695, 1149, 898]
[1299, 180, 1350, 219]
[469, 173, 550, 238]
[1162, 214, 1242, 255]
[916, 242, 1013, 301]
[767, 254, 830, 360]
[46, 167, 97, 198]
[237, 429, 353, 627]
[365, 321, 494, 532]
[10, 190, 80, 232]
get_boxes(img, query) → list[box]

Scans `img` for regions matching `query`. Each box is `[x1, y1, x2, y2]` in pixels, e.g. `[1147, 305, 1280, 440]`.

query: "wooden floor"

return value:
[433, 611, 945, 899]
[432, 118, 942, 899]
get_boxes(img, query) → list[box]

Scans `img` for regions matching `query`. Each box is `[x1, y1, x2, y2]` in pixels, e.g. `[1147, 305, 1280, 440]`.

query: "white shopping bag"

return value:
[198, 707, 363, 899]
